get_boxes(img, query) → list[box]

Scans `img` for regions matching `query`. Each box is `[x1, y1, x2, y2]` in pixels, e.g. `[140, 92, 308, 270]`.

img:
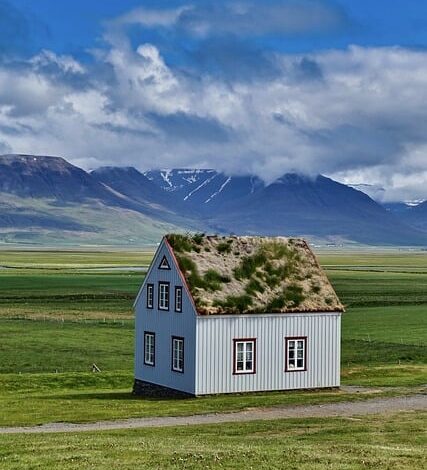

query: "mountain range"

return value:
[0, 154, 425, 246]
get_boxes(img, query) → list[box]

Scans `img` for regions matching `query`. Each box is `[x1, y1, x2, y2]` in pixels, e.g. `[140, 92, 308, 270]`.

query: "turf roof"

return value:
[166, 234, 344, 315]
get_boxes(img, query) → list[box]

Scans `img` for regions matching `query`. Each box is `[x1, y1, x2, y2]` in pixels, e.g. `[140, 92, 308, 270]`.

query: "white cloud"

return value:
[1, 40, 427, 201]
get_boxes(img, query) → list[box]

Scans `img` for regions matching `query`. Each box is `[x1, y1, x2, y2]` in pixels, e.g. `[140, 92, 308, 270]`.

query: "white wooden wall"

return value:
[195, 312, 341, 395]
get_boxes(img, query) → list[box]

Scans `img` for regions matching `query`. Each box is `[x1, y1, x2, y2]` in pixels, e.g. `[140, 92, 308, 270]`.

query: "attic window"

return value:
[158, 256, 171, 270]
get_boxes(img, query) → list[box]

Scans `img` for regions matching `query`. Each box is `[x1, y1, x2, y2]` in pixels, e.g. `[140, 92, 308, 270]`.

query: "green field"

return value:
[0, 248, 426, 468]
[0, 251, 425, 416]
[1, 413, 426, 469]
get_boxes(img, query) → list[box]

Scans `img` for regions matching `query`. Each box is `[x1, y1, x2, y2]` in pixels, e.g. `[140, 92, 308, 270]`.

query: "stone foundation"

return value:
[132, 378, 194, 398]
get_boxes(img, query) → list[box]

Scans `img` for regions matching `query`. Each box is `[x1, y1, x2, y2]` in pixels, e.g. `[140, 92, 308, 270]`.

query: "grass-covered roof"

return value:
[166, 234, 344, 315]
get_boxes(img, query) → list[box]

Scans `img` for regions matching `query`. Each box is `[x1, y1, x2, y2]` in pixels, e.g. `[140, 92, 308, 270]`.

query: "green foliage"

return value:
[166, 234, 194, 253]
[216, 241, 232, 254]
[214, 294, 253, 313]
[245, 277, 265, 296]
[192, 233, 205, 245]
[233, 251, 267, 280]
[175, 257, 229, 292]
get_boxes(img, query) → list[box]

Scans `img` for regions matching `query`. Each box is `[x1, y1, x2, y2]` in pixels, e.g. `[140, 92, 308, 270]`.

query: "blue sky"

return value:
[6, 0, 427, 56]
[1, 0, 427, 200]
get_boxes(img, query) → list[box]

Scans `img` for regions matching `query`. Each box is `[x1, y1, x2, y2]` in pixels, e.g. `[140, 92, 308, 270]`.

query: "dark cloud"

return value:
[187, 37, 281, 81]
[294, 57, 324, 80]
[147, 112, 232, 142]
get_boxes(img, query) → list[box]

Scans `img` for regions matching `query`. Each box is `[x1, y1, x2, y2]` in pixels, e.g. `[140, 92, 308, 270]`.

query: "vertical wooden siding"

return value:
[134, 241, 197, 395]
[195, 312, 341, 395]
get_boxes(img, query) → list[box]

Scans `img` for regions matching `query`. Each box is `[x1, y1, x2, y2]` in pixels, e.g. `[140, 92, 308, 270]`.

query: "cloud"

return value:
[147, 111, 232, 142]
[1, 15, 427, 201]
[105, 1, 347, 38]
[177, 0, 348, 38]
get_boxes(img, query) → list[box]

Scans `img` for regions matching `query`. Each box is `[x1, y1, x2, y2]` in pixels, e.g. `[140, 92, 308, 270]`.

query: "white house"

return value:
[134, 234, 344, 396]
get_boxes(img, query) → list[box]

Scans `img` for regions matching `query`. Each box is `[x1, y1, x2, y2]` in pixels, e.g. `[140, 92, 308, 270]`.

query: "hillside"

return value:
[0, 155, 426, 246]
[205, 174, 427, 245]
[0, 155, 191, 246]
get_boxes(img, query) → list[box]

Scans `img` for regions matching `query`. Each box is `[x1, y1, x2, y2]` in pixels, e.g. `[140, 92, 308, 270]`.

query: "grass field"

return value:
[1, 413, 426, 469]
[0, 249, 425, 428]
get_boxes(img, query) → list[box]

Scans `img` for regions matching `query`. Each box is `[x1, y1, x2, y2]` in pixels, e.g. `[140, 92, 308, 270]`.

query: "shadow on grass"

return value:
[37, 391, 191, 402]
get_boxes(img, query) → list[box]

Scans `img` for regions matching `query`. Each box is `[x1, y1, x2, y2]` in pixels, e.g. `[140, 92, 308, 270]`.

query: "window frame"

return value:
[158, 281, 170, 311]
[171, 336, 184, 373]
[146, 283, 154, 309]
[143, 331, 155, 366]
[232, 338, 257, 375]
[284, 336, 307, 372]
[174, 286, 183, 312]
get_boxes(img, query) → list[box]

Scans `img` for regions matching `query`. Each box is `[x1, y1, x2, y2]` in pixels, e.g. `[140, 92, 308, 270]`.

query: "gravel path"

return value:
[1, 393, 426, 435]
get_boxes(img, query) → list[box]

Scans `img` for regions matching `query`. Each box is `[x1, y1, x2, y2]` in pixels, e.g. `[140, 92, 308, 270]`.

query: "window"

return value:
[175, 286, 183, 312]
[172, 336, 184, 372]
[144, 332, 155, 366]
[158, 282, 170, 310]
[146, 284, 154, 309]
[233, 339, 256, 374]
[285, 337, 307, 372]
[158, 255, 171, 270]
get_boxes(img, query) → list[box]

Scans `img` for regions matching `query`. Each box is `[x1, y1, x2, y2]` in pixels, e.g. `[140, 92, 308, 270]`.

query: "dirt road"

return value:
[1, 393, 425, 435]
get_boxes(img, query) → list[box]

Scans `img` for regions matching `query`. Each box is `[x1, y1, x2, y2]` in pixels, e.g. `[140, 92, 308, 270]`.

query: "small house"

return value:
[134, 234, 344, 396]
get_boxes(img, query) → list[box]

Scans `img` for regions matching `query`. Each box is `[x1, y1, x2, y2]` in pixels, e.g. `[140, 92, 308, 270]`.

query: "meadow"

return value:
[0, 248, 425, 468]
[1, 413, 426, 470]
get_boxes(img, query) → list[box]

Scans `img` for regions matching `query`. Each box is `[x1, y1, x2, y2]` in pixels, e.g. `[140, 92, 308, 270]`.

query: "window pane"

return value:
[297, 349, 304, 358]
[289, 341, 295, 349]
[297, 359, 304, 368]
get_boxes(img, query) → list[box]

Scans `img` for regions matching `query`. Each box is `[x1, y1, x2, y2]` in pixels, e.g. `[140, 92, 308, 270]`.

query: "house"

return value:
[133, 234, 344, 396]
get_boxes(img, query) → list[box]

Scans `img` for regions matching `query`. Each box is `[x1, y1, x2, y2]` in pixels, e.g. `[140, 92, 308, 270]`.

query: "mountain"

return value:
[91, 166, 173, 207]
[0, 155, 190, 245]
[144, 169, 264, 214]
[402, 201, 427, 232]
[202, 173, 426, 245]
[348, 183, 386, 202]
[0, 154, 118, 203]
[0, 155, 426, 246]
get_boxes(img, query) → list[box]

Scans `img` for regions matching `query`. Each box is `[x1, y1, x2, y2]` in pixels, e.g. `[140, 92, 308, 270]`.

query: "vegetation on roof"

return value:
[166, 234, 344, 315]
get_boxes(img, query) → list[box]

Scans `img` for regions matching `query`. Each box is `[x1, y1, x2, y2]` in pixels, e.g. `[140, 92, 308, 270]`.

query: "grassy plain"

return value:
[0, 249, 425, 428]
[1, 413, 426, 470]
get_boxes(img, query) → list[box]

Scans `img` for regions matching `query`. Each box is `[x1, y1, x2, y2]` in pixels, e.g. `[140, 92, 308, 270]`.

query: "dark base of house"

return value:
[133, 378, 340, 398]
[132, 379, 194, 398]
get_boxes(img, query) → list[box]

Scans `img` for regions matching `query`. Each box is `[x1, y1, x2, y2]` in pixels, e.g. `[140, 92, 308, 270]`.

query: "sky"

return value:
[1, 0, 427, 201]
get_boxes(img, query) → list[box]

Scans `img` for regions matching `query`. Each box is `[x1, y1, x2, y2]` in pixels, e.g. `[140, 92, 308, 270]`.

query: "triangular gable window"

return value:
[158, 255, 171, 270]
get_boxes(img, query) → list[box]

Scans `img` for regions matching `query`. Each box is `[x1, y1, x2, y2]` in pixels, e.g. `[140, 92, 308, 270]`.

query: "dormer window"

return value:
[159, 255, 171, 270]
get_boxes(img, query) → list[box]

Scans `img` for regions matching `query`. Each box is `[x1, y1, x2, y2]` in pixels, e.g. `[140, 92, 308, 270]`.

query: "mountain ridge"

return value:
[0, 154, 425, 246]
